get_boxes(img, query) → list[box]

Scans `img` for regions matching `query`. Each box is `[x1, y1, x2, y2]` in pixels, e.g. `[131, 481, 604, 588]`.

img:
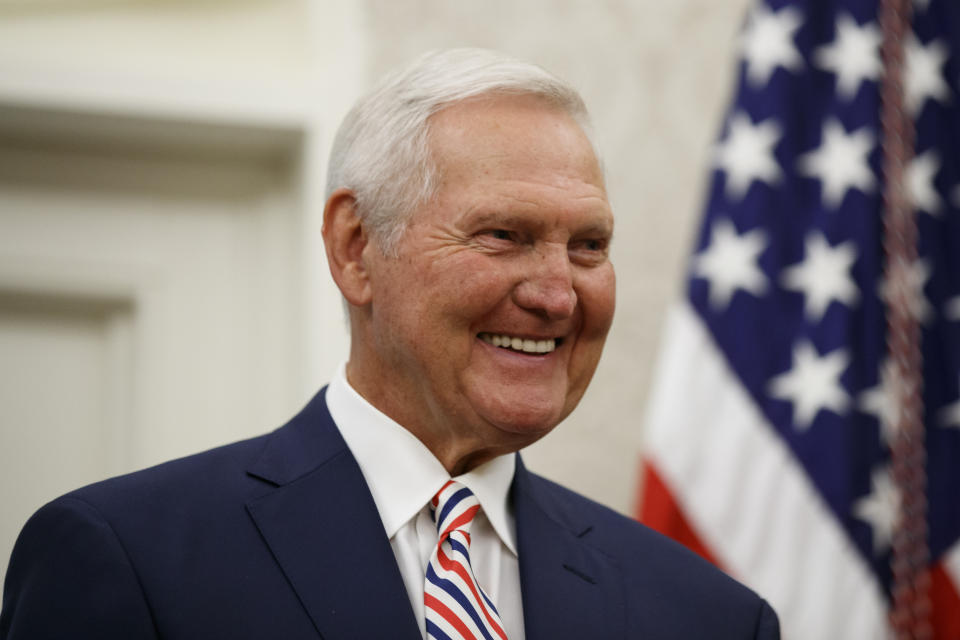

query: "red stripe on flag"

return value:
[639, 460, 960, 639]
[425, 592, 479, 640]
[930, 563, 960, 640]
[637, 460, 722, 568]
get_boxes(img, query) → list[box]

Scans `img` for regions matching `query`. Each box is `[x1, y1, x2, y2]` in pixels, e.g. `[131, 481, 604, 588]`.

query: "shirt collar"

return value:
[326, 363, 518, 554]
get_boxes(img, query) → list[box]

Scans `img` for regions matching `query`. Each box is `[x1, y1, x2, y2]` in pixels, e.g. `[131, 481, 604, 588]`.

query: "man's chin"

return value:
[478, 405, 565, 444]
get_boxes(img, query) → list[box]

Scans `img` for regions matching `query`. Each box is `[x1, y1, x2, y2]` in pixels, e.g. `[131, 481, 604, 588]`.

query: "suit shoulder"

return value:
[64, 430, 274, 515]
[1, 494, 159, 637]
[523, 471, 775, 617]
[519, 470, 656, 546]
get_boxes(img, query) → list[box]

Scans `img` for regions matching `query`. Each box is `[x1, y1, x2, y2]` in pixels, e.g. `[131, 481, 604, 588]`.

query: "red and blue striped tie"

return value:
[424, 480, 508, 640]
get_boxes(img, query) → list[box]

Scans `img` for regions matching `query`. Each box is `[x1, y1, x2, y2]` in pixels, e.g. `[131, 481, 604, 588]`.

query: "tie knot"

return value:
[430, 480, 481, 540]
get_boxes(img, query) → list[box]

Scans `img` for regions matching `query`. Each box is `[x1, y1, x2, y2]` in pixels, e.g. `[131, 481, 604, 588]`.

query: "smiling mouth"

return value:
[478, 332, 560, 354]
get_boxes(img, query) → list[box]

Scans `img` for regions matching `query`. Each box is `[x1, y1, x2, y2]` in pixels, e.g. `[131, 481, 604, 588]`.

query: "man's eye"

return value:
[488, 229, 513, 241]
[569, 238, 610, 264]
[577, 238, 607, 252]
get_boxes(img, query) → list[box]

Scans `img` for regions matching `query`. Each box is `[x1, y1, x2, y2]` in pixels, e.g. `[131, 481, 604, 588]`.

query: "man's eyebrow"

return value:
[465, 210, 614, 235]
[465, 211, 532, 228]
[575, 220, 614, 236]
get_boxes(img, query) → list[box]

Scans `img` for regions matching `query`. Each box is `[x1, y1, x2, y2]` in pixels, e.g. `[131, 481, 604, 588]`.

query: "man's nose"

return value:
[512, 244, 577, 320]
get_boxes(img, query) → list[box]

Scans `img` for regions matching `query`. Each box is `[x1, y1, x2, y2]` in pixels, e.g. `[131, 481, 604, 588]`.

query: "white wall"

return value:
[0, 0, 366, 586]
[0, 0, 751, 554]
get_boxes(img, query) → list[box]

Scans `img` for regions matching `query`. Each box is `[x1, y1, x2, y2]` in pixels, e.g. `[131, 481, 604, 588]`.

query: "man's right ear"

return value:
[322, 188, 373, 306]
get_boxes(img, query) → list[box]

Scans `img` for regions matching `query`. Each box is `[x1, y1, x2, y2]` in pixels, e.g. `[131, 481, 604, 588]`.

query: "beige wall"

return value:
[0, 0, 750, 543]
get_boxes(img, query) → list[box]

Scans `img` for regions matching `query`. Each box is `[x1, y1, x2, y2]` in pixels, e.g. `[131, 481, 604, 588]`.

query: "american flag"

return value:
[638, 0, 960, 637]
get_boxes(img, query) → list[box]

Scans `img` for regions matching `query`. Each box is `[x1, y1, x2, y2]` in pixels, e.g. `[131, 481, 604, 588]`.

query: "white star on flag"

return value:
[797, 119, 875, 208]
[858, 358, 901, 445]
[905, 35, 950, 116]
[946, 295, 960, 321]
[812, 14, 882, 100]
[714, 111, 783, 200]
[853, 466, 901, 554]
[939, 378, 960, 430]
[768, 340, 850, 430]
[781, 232, 859, 322]
[908, 149, 942, 215]
[739, 3, 804, 87]
[692, 218, 769, 311]
[879, 257, 933, 324]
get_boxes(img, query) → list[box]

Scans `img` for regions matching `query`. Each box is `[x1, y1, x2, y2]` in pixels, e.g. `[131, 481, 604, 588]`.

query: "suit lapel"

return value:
[242, 390, 625, 639]
[512, 458, 626, 640]
[245, 389, 421, 640]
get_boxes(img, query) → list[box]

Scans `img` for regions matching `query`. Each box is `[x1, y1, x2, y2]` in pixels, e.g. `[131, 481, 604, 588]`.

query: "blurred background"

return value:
[0, 0, 751, 585]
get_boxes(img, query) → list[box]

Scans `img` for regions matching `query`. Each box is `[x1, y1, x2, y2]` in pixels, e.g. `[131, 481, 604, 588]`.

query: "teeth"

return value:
[479, 333, 557, 354]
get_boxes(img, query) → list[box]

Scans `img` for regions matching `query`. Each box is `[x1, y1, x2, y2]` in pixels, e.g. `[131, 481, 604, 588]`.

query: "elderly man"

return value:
[0, 49, 779, 639]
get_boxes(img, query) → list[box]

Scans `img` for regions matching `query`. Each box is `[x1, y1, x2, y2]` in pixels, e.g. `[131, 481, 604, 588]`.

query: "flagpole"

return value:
[879, 0, 930, 637]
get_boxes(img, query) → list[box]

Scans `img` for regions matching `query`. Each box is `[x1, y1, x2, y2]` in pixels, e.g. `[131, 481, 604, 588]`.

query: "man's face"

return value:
[349, 94, 615, 469]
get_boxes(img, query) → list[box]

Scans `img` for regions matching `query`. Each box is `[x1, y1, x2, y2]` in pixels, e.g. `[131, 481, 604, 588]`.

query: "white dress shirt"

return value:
[326, 364, 526, 640]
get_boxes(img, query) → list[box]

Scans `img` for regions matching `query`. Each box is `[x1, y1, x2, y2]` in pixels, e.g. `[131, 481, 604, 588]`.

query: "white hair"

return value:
[325, 48, 600, 254]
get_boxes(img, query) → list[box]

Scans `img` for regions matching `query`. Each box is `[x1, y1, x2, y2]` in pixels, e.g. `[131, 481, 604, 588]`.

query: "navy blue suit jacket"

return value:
[1, 388, 779, 638]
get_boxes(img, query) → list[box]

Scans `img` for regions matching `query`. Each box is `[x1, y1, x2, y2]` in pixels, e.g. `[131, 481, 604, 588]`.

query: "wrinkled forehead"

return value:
[426, 94, 606, 189]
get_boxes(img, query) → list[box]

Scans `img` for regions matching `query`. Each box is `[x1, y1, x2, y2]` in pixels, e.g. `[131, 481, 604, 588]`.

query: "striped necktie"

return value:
[424, 480, 508, 640]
